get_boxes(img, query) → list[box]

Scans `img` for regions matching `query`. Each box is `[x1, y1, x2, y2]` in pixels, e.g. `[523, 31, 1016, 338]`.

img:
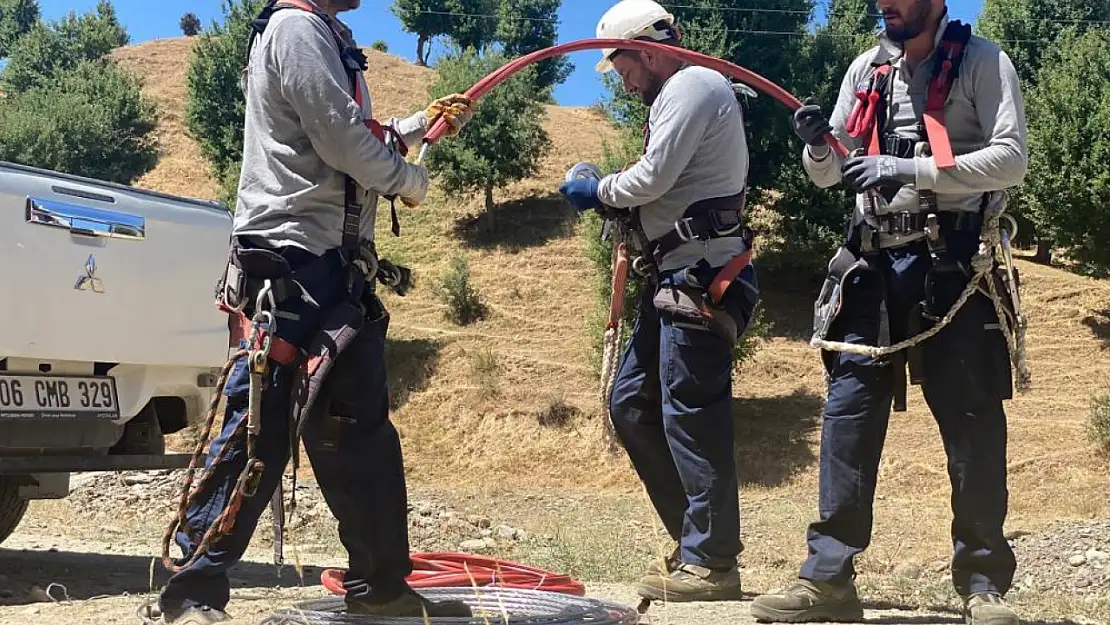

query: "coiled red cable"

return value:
[421, 37, 849, 158]
[321, 553, 587, 596]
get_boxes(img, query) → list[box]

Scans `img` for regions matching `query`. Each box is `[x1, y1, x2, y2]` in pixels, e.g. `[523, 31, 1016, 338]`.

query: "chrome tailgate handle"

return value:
[25, 196, 145, 240]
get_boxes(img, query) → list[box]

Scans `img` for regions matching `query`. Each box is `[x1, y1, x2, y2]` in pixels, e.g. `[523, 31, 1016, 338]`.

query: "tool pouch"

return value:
[812, 246, 871, 342]
[217, 243, 295, 312]
[652, 283, 737, 344]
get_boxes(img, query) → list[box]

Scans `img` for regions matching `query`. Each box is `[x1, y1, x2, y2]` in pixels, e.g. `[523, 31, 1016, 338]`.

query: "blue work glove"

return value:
[558, 177, 601, 213]
[841, 155, 916, 193]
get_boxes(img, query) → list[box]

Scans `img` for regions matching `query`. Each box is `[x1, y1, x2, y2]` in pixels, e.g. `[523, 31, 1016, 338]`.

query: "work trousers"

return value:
[800, 229, 1017, 598]
[159, 242, 412, 614]
[609, 259, 760, 572]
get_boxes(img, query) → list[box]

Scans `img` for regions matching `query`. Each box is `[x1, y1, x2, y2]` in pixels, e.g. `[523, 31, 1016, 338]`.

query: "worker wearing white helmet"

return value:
[560, 0, 758, 604]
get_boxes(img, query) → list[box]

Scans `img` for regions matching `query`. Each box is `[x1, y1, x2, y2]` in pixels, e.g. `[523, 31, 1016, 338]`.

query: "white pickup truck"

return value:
[0, 160, 232, 543]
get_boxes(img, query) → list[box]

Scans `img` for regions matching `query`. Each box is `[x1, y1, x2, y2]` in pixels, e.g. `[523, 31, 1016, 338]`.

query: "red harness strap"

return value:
[223, 304, 300, 367]
[843, 20, 972, 167]
[922, 28, 970, 169]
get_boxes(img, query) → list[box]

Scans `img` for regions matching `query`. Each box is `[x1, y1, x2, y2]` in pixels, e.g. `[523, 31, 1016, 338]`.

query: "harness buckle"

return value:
[673, 217, 699, 243]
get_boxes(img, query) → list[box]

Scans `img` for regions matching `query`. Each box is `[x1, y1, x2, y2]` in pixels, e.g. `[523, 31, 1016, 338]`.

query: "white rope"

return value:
[811, 200, 1031, 391]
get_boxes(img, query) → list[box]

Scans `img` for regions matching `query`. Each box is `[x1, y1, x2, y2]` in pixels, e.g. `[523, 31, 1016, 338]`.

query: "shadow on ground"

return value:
[384, 337, 442, 410]
[452, 195, 577, 252]
[1082, 308, 1110, 348]
[732, 388, 823, 487]
[0, 547, 321, 606]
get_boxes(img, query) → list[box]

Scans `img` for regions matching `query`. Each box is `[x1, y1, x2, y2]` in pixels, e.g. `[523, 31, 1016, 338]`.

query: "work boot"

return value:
[136, 601, 231, 625]
[749, 578, 863, 623]
[346, 588, 472, 618]
[635, 562, 743, 602]
[963, 592, 1018, 625]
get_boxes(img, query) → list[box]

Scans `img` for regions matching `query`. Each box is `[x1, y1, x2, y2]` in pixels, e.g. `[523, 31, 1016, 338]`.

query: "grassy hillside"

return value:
[113, 35, 1110, 580]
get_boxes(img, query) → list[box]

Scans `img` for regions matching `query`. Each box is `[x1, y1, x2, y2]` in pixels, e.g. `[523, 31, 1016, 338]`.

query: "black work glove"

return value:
[841, 155, 916, 194]
[793, 103, 833, 147]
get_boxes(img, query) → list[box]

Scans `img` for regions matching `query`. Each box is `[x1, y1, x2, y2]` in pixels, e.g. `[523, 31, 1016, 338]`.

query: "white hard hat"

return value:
[594, 0, 676, 73]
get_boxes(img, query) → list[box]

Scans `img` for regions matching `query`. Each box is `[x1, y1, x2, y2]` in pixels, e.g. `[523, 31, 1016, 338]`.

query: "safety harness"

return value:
[844, 18, 984, 254]
[163, 0, 414, 573]
[809, 19, 1030, 410]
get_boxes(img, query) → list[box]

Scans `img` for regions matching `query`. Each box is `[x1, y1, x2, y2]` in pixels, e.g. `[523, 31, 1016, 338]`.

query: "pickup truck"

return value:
[0, 160, 232, 544]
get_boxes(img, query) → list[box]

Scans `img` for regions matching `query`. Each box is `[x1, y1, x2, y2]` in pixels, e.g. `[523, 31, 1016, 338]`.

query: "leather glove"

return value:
[426, 93, 475, 137]
[558, 177, 601, 213]
[841, 155, 916, 193]
[793, 103, 833, 147]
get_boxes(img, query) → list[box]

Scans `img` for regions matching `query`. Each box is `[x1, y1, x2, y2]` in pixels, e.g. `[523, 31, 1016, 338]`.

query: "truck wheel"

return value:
[0, 477, 29, 545]
[110, 403, 165, 456]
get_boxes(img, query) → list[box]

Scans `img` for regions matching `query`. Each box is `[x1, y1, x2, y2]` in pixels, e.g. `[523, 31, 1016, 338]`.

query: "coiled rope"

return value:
[810, 197, 1031, 390]
[258, 588, 640, 625]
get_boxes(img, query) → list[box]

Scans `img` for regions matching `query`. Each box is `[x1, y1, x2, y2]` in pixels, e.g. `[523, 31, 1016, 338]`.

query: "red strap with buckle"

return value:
[708, 249, 752, 305]
[223, 305, 300, 367]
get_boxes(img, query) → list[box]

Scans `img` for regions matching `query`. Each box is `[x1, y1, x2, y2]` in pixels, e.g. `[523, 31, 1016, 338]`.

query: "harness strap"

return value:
[923, 20, 972, 169]
[850, 19, 972, 169]
[648, 189, 748, 263]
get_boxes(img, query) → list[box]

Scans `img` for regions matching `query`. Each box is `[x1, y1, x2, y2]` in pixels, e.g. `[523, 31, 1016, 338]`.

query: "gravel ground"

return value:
[1010, 518, 1110, 595]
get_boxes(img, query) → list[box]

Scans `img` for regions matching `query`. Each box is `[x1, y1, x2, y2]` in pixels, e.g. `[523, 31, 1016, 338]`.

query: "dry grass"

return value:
[111, 37, 1109, 615]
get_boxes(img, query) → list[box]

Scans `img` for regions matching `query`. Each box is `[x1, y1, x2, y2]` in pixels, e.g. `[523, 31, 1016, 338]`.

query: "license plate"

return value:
[0, 374, 120, 420]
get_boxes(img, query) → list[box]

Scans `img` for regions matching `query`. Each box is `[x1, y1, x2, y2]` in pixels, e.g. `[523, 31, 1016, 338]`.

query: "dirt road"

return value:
[0, 531, 1092, 625]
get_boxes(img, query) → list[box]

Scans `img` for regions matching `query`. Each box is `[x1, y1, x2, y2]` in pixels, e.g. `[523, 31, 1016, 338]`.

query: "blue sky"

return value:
[42, 0, 985, 107]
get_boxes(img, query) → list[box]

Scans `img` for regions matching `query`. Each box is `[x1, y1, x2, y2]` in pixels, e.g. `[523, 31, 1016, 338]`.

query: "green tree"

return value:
[424, 46, 550, 210]
[392, 0, 452, 65]
[180, 12, 202, 36]
[0, 0, 38, 58]
[763, 0, 878, 275]
[2, 0, 128, 92]
[0, 1, 158, 184]
[184, 0, 264, 198]
[977, 0, 1110, 261]
[0, 59, 158, 183]
[495, 0, 571, 98]
[446, 0, 499, 52]
[977, 0, 1110, 86]
[1020, 28, 1110, 276]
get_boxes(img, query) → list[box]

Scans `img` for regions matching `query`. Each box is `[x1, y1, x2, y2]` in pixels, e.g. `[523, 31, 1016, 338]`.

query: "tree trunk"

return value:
[484, 182, 495, 211]
[1034, 238, 1053, 264]
[416, 34, 427, 66]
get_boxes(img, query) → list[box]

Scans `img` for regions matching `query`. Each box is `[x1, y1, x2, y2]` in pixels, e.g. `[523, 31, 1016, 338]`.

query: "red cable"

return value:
[422, 37, 848, 158]
[321, 553, 587, 597]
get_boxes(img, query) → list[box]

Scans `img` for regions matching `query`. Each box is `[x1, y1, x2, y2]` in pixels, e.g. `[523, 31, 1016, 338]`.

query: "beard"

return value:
[638, 70, 666, 106]
[884, 0, 932, 42]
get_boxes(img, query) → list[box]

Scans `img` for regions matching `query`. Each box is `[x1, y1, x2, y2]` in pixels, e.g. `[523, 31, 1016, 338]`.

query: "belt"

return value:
[873, 210, 981, 236]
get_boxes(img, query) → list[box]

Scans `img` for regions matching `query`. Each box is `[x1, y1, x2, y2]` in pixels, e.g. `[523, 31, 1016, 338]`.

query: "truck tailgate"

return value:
[0, 163, 232, 368]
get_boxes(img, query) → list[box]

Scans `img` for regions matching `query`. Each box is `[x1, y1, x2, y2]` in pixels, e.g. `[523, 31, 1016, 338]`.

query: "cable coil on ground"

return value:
[258, 588, 640, 625]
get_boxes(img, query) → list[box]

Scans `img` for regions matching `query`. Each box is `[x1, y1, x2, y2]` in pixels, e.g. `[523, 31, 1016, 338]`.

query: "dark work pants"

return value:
[609, 260, 760, 572]
[159, 243, 412, 614]
[800, 230, 1016, 598]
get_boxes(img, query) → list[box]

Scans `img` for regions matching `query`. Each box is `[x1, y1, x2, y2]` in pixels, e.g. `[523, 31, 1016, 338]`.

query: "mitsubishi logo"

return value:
[74, 254, 104, 293]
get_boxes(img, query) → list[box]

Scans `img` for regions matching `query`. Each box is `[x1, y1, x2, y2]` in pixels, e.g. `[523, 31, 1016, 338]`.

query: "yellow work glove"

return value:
[425, 93, 475, 137]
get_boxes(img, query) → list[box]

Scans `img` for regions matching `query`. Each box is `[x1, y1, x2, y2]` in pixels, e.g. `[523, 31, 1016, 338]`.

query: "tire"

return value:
[0, 477, 29, 545]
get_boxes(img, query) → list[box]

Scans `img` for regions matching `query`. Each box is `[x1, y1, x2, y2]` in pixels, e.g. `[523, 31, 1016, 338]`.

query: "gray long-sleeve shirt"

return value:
[597, 64, 750, 272]
[804, 13, 1028, 248]
[233, 3, 429, 256]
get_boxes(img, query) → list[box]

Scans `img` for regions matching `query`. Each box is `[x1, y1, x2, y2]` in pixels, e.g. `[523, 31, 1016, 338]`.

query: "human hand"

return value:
[793, 103, 833, 147]
[426, 93, 475, 137]
[840, 155, 915, 193]
[558, 177, 601, 213]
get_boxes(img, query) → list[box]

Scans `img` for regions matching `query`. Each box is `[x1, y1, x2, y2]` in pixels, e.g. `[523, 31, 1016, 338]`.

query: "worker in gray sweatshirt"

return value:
[138, 1, 476, 623]
[750, 2, 1027, 625]
[559, 0, 760, 604]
